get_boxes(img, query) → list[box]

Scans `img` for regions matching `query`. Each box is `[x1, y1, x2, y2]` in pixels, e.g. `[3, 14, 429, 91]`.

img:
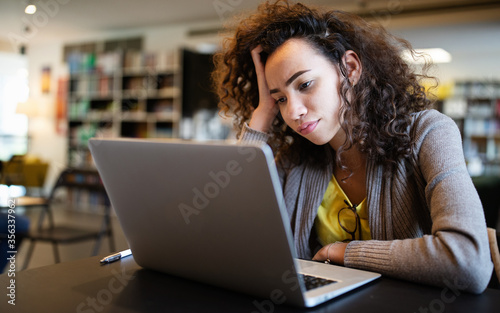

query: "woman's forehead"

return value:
[264, 39, 336, 83]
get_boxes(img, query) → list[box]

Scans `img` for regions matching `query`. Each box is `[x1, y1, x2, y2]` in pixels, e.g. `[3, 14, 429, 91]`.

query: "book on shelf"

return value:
[67, 51, 121, 74]
[122, 50, 177, 72]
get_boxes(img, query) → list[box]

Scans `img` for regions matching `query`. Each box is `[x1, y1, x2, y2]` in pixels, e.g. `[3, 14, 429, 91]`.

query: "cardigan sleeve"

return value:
[238, 123, 289, 188]
[239, 123, 271, 144]
[344, 110, 493, 294]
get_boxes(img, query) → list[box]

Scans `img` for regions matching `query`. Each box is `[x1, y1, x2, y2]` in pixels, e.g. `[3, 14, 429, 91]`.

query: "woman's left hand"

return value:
[312, 242, 348, 265]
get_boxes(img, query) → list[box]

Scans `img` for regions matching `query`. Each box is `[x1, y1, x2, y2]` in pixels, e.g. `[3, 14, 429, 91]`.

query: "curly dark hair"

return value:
[212, 0, 434, 169]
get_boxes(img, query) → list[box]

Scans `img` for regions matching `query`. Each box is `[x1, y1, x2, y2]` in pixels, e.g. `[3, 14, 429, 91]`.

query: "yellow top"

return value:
[315, 175, 371, 245]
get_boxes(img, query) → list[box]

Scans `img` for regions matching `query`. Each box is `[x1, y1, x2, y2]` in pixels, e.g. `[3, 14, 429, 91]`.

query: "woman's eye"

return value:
[299, 81, 312, 90]
[275, 97, 286, 105]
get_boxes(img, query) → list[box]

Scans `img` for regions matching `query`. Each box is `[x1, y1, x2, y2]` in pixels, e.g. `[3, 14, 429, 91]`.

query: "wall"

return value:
[393, 21, 500, 83]
[25, 41, 66, 188]
[0, 51, 29, 161]
[0, 39, 16, 53]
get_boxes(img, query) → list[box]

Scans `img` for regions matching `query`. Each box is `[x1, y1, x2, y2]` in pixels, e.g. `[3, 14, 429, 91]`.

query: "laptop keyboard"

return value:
[299, 274, 337, 291]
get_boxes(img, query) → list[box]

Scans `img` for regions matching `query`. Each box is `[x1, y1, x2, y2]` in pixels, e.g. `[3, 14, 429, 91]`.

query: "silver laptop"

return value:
[89, 138, 380, 308]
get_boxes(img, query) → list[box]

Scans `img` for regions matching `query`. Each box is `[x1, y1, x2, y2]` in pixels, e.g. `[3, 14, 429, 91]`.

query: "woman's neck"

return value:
[330, 139, 368, 205]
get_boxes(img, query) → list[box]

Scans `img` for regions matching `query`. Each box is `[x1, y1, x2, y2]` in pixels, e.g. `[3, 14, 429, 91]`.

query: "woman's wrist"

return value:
[314, 242, 348, 265]
[249, 106, 278, 133]
[332, 242, 347, 265]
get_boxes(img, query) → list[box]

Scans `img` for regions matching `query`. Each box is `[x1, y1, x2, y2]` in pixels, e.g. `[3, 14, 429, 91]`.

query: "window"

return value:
[0, 52, 29, 161]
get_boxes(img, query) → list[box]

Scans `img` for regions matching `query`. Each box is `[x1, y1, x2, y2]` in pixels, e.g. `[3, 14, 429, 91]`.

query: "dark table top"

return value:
[1, 255, 499, 313]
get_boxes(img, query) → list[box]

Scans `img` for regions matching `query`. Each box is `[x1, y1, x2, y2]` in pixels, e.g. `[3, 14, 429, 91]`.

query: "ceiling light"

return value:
[25, 4, 37, 14]
[403, 48, 452, 64]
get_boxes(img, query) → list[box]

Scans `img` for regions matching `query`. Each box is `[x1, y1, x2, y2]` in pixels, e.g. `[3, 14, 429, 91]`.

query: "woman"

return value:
[212, 1, 492, 293]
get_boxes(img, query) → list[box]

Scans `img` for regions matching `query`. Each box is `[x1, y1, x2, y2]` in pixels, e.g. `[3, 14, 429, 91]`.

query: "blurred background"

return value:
[0, 0, 499, 271]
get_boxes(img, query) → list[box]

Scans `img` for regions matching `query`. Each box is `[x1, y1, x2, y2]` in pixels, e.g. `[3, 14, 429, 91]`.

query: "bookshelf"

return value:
[442, 80, 500, 176]
[61, 168, 110, 212]
[66, 49, 182, 168]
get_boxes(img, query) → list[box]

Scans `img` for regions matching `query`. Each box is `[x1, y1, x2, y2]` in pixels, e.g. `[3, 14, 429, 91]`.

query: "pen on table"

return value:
[100, 249, 132, 264]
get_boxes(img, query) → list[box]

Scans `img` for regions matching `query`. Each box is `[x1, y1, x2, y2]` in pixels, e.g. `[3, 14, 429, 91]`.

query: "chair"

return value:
[0, 155, 25, 186]
[0, 154, 49, 196]
[472, 176, 500, 230]
[488, 228, 500, 288]
[21, 168, 115, 270]
[472, 176, 500, 288]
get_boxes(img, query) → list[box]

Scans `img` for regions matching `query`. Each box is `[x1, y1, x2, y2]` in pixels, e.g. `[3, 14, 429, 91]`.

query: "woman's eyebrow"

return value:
[269, 69, 311, 94]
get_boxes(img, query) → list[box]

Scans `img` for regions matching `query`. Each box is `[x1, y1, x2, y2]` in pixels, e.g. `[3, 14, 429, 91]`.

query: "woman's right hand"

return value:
[249, 45, 280, 133]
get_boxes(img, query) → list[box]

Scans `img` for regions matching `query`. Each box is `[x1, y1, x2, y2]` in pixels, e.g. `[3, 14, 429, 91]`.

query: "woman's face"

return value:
[264, 38, 347, 148]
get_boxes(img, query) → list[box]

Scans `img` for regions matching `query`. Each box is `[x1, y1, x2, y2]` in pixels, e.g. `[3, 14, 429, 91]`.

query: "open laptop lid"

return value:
[89, 138, 308, 306]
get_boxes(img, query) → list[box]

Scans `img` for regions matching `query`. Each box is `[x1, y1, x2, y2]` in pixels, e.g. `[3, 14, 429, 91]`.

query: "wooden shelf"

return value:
[65, 49, 182, 168]
[453, 80, 500, 175]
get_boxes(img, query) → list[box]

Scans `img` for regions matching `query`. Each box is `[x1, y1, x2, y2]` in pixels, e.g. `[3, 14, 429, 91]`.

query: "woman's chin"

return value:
[303, 135, 331, 146]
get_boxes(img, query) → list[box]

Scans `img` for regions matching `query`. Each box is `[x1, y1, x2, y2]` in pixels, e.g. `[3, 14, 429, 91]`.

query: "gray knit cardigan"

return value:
[240, 109, 493, 293]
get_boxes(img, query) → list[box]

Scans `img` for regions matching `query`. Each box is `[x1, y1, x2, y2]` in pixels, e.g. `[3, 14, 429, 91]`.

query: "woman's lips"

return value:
[297, 120, 319, 135]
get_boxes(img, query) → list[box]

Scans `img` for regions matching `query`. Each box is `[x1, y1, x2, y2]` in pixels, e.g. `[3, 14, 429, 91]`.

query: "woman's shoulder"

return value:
[408, 109, 462, 157]
[410, 109, 459, 135]
[411, 109, 454, 124]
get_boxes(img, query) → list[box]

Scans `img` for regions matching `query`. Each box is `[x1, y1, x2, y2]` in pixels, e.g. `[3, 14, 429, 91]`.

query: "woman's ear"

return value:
[342, 50, 362, 86]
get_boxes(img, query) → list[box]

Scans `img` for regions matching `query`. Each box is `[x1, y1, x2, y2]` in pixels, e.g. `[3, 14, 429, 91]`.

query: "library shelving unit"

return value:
[66, 50, 182, 168]
[443, 80, 500, 175]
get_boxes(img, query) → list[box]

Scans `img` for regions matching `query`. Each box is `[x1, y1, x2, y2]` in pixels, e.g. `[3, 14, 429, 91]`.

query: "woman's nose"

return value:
[285, 97, 307, 121]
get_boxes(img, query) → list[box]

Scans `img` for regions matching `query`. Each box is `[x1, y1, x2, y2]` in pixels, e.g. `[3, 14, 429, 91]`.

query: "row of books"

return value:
[68, 149, 90, 169]
[69, 124, 99, 147]
[68, 100, 115, 120]
[464, 118, 500, 137]
[65, 171, 102, 186]
[69, 106, 176, 121]
[67, 51, 121, 75]
[454, 81, 500, 99]
[70, 75, 115, 97]
[69, 74, 176, 96]
[465, 140, 500, 161]
[467, 101, 497, 118]
[122, 50, 178, 71]
[69, 123, 116, 147]
[443, 98, 500, 119]
[67, 50, 178, 74]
